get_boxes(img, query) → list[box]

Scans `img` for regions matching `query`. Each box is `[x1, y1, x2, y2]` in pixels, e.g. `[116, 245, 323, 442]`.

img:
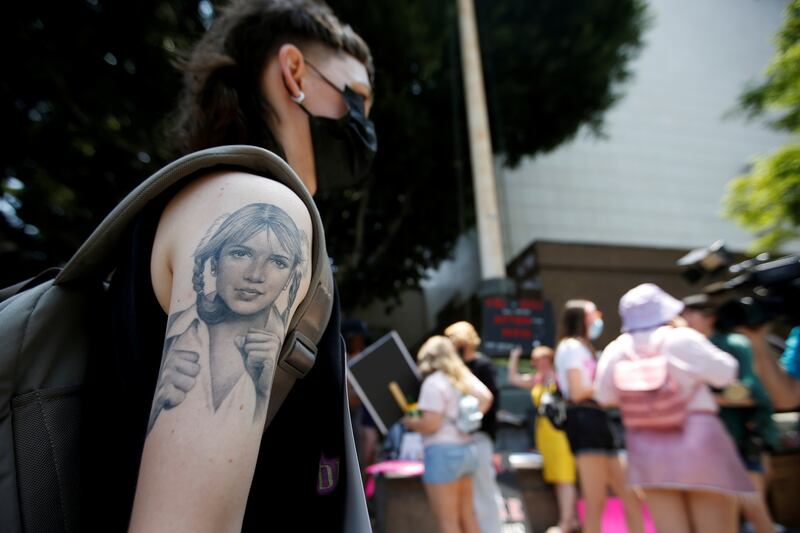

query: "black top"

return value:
[466, 353, 499, 441]
[80, 181, 350, 531]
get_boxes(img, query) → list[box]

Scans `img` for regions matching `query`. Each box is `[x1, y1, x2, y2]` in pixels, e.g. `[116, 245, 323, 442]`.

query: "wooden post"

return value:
[456, 0, 507, 283]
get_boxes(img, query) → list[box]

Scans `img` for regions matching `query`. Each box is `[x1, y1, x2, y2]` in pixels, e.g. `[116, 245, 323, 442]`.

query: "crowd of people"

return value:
[361, 283, 799, 533]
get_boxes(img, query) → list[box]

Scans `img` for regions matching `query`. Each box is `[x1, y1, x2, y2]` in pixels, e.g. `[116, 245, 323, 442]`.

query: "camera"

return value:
[677, 242, 800, 330]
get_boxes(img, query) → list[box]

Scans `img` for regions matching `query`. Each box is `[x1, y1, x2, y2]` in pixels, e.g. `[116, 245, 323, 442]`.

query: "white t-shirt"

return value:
[554, 338, 596, 400]
[416, 370, 485, 446]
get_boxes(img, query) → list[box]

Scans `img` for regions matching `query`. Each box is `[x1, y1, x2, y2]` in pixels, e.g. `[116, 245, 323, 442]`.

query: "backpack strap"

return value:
[55, 145, 334, 427]
[0, 267, 61, 303]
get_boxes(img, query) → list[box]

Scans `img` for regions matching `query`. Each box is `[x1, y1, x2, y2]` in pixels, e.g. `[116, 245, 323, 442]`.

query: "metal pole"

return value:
[456, 0, 507, 282]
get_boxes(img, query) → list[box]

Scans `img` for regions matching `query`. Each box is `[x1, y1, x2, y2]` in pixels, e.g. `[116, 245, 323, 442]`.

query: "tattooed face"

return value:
[214, 229, 293, 316]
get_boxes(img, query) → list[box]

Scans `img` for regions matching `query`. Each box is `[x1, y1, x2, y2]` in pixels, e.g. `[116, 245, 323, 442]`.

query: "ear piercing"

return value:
[291, 91, 306, 104]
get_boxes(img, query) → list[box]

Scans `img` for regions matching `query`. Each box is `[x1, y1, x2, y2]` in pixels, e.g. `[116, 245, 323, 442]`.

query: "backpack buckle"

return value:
[279, 330, 317, 379]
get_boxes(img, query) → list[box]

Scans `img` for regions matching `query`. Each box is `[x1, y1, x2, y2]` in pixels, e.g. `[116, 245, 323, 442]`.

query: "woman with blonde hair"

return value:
[444, 320, 503, 533]
[404, 336, 493, 533]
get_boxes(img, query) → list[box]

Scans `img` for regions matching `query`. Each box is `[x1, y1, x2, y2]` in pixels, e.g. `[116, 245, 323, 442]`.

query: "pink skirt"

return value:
[625, 412, 754, 495]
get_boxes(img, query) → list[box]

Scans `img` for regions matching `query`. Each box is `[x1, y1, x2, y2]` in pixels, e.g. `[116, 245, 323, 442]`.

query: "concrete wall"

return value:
[525, 241, 695, 348]
[349, 289, 429, 349]
[351, 232, 481, 349]
[498, 0, 791, 260]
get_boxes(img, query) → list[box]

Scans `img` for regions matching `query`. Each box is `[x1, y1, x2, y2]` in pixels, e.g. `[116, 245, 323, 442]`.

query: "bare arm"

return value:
[404, 411, 443, 434]
[468, 373, 494, 414]
[744, 329, 800, 411]
[129, 172, 312, 533]
[714, 394, 755, 408]
[593, 348, 618, 407]
[567, 368, 594, 403]
[507, 346, 536, 389]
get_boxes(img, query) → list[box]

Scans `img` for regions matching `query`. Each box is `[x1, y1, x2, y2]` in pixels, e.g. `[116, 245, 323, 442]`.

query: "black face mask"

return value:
[298, 64, 377, 191]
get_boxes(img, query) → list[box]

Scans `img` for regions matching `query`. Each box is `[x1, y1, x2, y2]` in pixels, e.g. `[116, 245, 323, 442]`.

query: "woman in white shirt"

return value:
[554, 300, 644, 533]
[595, 284, 752, 533]
[404, 336, 493, 533]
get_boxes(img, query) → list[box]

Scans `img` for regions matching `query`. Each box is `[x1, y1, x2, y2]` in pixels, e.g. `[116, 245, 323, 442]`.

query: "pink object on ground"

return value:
[364, 460, 425, 499]
[365, 476, 376, 499]
[365, 459, 425, 476]
[577, 497, 657, 533]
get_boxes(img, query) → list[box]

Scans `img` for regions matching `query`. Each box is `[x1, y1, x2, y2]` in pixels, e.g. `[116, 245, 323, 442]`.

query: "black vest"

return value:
[81, 186, 348, 531]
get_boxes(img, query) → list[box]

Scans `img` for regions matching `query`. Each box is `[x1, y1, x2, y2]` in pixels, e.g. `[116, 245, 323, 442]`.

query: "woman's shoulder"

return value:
[420, 371, 455, 401]
[556, 337, 590, 357]
[422, 370, 448, 388]
[599, 335, 628, 361]
[151, 170, 313, 309]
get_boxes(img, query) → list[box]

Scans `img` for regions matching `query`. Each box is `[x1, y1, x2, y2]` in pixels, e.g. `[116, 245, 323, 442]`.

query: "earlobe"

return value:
[210, 257, 218, 276]
[277, 43, 306, 103]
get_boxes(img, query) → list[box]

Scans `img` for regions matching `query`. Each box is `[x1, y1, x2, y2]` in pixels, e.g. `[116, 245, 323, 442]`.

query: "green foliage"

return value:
[739, 0, 800, 133]
[725, 144, 800, 251]
[728, 1, 800, 251]
[477, 0, 649, 166]
[1, 1, 205, 285]
[2, 0, 648, 312]
[324, 0, 648, 310]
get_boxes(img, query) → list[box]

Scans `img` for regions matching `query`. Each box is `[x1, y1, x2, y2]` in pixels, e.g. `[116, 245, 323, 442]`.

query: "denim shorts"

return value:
[422, 442, 478, 484]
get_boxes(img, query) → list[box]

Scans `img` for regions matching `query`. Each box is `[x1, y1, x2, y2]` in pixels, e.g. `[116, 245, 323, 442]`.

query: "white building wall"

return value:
[419, 230, 481, 327]
[498, 0, 792, 259]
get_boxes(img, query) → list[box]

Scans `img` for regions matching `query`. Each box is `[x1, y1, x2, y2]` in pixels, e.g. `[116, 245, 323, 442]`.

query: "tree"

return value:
[475, 0, 648, 166]
[1, 0, 206, 285]
[2, 0, 648, 313]
[322, 0, 648, 310]
[726, 0, 800, 251]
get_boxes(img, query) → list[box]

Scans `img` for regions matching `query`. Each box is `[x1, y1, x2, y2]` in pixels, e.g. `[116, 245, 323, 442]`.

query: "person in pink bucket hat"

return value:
[594, 283, 754, 533]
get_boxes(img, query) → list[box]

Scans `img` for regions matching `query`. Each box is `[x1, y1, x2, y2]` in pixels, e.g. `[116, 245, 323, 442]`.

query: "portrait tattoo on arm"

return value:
[147, 203, 308, 435]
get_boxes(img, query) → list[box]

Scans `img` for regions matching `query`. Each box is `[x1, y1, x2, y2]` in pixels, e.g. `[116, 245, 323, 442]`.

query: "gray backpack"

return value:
[0, 145, 370, 532]
[455, 393, 483, 434]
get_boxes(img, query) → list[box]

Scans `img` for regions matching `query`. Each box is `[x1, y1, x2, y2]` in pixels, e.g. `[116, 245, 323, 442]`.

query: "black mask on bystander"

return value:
[297, 63, 377, 191]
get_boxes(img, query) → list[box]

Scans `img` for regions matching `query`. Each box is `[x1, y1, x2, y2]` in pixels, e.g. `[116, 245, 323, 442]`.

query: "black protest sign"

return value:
[481, 297, 555, 356]
[347, 331, 421, 435]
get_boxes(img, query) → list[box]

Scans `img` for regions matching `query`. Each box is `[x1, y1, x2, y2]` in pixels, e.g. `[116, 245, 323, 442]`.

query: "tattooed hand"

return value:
[147, 348, 201, 433]
[235, 328, 280, 402]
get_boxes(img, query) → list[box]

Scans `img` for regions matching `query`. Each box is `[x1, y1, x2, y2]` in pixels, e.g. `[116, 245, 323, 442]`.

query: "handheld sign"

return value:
[481, 297, 555, 356]
[347, 331, 421, 434]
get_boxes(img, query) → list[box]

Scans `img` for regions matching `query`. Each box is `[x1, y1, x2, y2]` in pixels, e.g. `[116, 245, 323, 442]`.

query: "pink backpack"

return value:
[613, 335, 692, 430]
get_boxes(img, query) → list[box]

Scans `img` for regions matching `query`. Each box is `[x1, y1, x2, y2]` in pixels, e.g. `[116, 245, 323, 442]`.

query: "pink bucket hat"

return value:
[619, 283, 685, 332]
